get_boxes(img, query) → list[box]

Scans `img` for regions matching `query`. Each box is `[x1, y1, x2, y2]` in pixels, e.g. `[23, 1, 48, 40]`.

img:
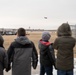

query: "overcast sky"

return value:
[0, 0, 76, 30]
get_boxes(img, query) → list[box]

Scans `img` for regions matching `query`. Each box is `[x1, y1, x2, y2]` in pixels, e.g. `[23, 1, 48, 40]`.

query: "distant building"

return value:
[0, 28, 17, 35]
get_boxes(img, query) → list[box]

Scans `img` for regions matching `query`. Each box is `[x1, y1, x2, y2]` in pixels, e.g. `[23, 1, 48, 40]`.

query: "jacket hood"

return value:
[0, 34, 4, 47]
[57, 23, 72, 36]
[38, 39, 51, 50]
[15, 36, 31, 45]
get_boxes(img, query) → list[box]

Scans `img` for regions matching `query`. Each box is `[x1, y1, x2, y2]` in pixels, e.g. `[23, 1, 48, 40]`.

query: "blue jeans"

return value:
[57, 70, 73, 75]
[40, 65, 53, 75]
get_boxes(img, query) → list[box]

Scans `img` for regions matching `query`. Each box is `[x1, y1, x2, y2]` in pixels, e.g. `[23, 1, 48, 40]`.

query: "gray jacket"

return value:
[7, 36, 38, 75]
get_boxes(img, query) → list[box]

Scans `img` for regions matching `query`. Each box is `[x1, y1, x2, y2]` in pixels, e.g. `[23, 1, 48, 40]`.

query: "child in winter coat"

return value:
[38, 31, 56, 75]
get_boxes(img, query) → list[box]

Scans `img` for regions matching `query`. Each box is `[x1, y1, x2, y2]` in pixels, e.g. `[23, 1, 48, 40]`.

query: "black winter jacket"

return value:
[0, 47, 8, 75]
[38, 40, 55, 67]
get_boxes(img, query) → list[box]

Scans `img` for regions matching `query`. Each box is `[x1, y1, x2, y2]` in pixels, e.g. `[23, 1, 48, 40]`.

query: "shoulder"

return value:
[30, 41, 35, 46]
[8, 41, 18, 48]
[10, 41, 16, 46]
[54, 37, 62, 43]
[0, 47, 5, 51]
[54, 37, 60, 41]
[71, 37, 76, 41]
[49, 44, 54, 50]
[65, 36, 76, 43]
[70, 37, 76, 44]
[0, 47, 6, 54]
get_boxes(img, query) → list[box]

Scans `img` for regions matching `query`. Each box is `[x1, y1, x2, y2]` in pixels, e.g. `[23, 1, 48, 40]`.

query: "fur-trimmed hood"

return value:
[57, 23, 72, 36]
[15, 36, 31, 45]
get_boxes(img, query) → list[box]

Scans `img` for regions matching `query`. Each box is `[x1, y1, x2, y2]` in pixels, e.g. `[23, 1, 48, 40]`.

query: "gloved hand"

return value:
[5, 64, 11, 72]
[32, 59, 38, 69]
[54, 64, 57, 70]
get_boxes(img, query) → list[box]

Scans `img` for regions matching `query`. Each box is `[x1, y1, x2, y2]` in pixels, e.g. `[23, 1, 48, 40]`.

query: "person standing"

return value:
[53, 23, 76, 75]
[6, 28, 38, 75]
[0, 34, 8, 75]
[38, 31, 56, 75]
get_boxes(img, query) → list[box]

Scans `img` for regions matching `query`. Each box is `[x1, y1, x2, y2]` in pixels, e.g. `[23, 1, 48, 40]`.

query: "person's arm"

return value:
[53, 38, 59, 50]
[47, 45, 55, 64]
[6, 43, 14, 72]
[3, 49, 8, 70]
[31, 42, 38, 69]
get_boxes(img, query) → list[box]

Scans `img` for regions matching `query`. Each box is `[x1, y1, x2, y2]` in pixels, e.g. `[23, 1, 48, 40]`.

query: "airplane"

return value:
[44, 17, 47, 19]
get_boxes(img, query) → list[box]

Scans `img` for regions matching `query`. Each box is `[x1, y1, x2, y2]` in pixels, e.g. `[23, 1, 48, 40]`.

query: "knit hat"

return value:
[42, 31, 51, 41]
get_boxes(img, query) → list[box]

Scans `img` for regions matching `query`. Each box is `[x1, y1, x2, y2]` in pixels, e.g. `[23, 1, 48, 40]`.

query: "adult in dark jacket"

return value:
[0, 34, 8, 75]
[6, 28, 38, 75]
[53, 23, 76, 75]
[38, 31, 56, 75]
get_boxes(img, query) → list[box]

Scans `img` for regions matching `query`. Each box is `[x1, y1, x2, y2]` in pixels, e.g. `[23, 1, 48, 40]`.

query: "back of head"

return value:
[17, 28, 26, 36]
[42, 31, 51, 41]
[57, 23, 72, 36]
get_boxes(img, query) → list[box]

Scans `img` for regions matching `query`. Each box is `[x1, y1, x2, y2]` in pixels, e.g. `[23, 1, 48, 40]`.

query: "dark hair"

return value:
[17, 28, 26, 36]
